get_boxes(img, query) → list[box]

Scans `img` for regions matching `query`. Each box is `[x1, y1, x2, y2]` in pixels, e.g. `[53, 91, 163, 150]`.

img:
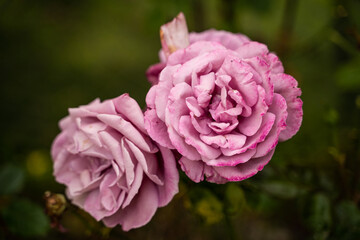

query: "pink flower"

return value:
[145, 30, 303, 183]
[51, 94, 179, 231]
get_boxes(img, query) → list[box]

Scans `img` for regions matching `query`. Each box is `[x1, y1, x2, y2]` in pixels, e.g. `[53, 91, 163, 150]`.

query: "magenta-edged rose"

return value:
[145, 30, 303, 183]
[51, 94, 179, 231]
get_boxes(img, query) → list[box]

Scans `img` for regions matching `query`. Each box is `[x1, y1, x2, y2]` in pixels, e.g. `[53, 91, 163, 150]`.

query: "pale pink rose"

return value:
[145, 30, 303, 183]
[51, 94, 179, 231]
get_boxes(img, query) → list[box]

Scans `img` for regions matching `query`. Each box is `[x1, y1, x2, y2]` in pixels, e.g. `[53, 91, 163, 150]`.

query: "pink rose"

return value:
[145, 30, 303, 183]
[51, 94, 179, 231]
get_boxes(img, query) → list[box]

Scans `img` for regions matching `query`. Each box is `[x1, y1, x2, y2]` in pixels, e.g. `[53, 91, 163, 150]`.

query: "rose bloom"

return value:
[145, 30, 303, 183]
[51, 94, 179, 231]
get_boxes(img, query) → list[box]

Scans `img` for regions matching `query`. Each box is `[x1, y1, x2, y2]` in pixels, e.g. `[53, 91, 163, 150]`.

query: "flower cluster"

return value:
[51, 13, 302, 231]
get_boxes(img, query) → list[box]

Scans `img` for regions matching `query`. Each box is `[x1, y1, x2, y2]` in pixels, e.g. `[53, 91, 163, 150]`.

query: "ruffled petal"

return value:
[204, 148, 256, 167]
[97, 114, 157, 153]
[144, 109, 174, 149]
[178, 115, 221, 159]
[272, 73, 303, 141]
[102, 178, 159, 231]
[155, 64, 181, 121]
[168, 126, 201, 160]
[238, 86, 268, 136]
[146, 62, 166, 85]
[235, 41, 269, 59]
[179, 156, 204, 183]
[113, 94, 147, 134]
[189, 29, 250, 50]
[157, 146, 179, 207]
[222, 112, 275, 156]
[253, 93, 288, 158]
[213, 149, 275, 181]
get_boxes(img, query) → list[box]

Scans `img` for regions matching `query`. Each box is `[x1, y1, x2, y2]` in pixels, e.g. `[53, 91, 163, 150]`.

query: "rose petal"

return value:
[168, 41, 227, 66]
[144, 109, 174, 149]
[97, 114, 157, 153]
[160, 12, 189, 58]
[178, 115, 222, 159]
[125, 139, 163, 185]
[157, 146, 179, 207]
[113, 94, 147, 134]
[193, 72, 215, 98]
[120, 139, 135, 188]
[102, 178, 159, 231]
[189, 29, 250, 50]
[166, 82, 193, 132]
[204, 148, 256, 167]
[238, 86, 268, 136]
[146, 63, 166, 85]
[272, 73, 303, 141]
[145, 85, 157, 109]
[122, 163, 144, 209]
[185, 96, 204, 117]
[203, 165, 227, 184]
[168, 126, 201, 160]
[220, 56, 259, 107]
[214, 149, 275, 181]
[69, 98, 116, 117]
[253, 93, 288, 158]
[98, 131, 125, 172]
[179, 156, 204, 183]
[267, 53, 284, 74]
[235, 41, 269, 59]
[190, 113, 212, 135]
[222, 112, 275, 156]
[155, 64, 181, 121]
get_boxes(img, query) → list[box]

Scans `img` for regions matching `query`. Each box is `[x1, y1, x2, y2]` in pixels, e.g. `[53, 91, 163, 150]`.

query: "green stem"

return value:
[277, 0, 299, 56]
[224, 207, 237, 240]
[192, 0, 205, 31]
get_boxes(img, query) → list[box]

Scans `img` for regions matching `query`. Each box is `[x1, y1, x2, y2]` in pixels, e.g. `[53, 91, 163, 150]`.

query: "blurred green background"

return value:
[0, 0, 360, 239]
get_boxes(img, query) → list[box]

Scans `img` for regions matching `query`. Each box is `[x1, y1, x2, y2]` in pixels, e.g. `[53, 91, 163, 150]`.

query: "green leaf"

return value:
[293, 0, 332, 45]
[188, 188, 224, 224]
[1, 199, 50, 237]
[336, 58, 360, 90]
[261, 180, 304, 199]
[305, 193, 332, 239]
[0, 164, 24, 195]
[333, 201, 360, 240]
[347, 0, 360, 30]
[225, 183, 246, 216]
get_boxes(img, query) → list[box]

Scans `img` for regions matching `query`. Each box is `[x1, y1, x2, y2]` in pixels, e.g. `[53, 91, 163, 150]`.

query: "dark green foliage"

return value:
[0, 164, 24, 196]
[1, 199, 50, 237]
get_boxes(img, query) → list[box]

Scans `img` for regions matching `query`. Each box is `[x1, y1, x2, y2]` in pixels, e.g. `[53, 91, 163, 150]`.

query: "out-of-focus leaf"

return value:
[293, 0, 332, 45]
[305, 193, 331, 239]
[336, 58, 360, 90]
[240, 0, 271, 13]
[324, 108, 339, 125]
[188, 188, 224, 224]
[356, 95, 360, 109]
[26, 150, 50, 178]
[225, 183, 246, 216]
[0, 164, 24, 195]
[1, 198, 50, 237]
[261, 180, 305, 199]
[333, 201, 360, 240]
[253, 192, 280, 215]
[347, 0, 360, 29]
